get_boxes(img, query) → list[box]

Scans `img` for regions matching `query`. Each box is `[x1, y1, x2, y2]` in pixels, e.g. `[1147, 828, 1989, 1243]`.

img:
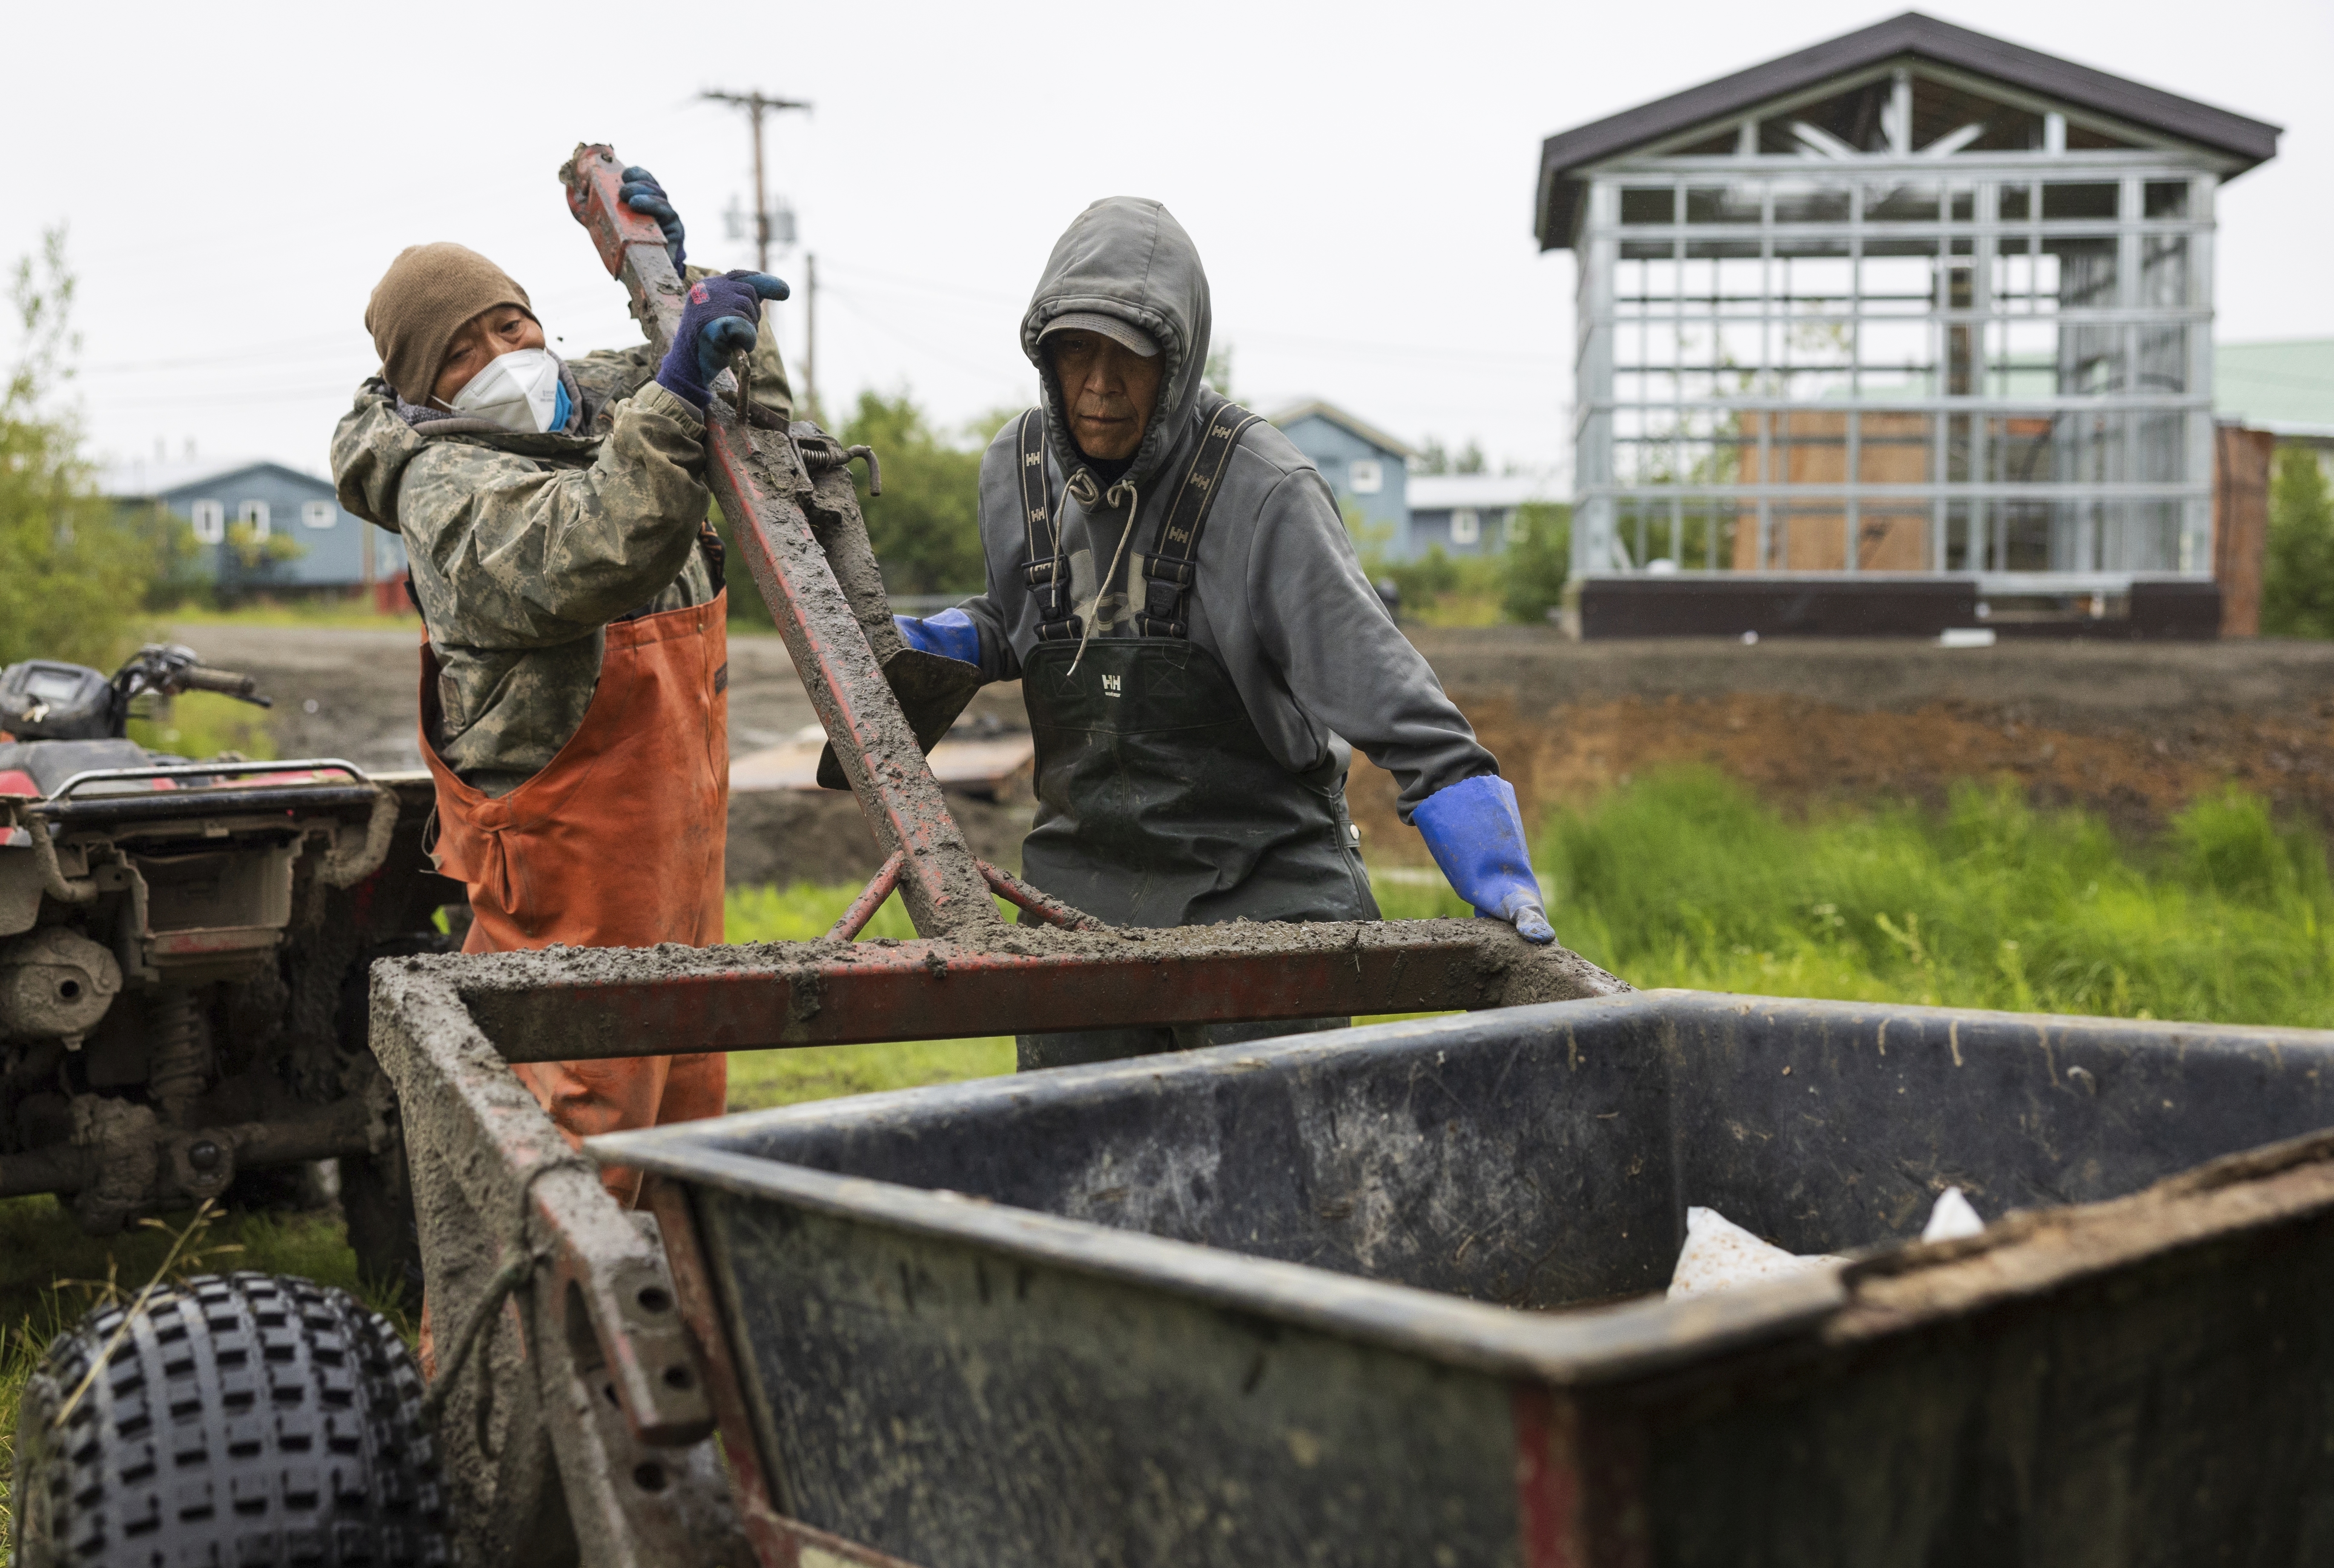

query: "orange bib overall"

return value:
[419, 593, 731, 1208]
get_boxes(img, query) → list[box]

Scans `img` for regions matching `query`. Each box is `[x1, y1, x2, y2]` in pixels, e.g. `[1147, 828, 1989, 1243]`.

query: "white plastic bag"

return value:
[1667, 1208, 1846, 1299]
[1920, 1186, 1985, 1241]
[1669, 1190, 1986, 1299]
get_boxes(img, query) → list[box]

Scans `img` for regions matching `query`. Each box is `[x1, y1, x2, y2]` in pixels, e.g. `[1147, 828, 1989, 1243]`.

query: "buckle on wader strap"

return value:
[1015, 407, 1083, 642]
[1136, 403, 1262, 639]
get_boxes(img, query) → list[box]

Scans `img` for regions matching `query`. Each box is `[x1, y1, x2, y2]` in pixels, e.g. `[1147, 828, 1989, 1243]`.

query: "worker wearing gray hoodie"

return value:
[899, 198, 1552, 1066]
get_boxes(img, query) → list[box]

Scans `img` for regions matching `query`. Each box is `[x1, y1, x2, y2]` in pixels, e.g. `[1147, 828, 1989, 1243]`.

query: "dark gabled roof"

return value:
[1535, 11, 2281, 250]
[99, 457, 333, 501]
[1267, 399, 1420, 461]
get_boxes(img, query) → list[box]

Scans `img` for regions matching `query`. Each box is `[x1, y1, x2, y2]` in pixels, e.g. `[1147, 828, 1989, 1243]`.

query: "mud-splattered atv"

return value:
[0, 643, 459, 1292]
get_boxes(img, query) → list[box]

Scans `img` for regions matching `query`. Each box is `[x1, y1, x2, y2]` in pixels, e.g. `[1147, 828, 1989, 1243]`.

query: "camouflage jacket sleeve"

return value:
[565, 264, 795, 426]
[397, 380, 714, 648]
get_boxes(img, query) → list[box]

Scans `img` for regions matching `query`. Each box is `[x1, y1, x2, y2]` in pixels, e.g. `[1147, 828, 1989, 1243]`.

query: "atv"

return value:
[0, 643, 461, 1297]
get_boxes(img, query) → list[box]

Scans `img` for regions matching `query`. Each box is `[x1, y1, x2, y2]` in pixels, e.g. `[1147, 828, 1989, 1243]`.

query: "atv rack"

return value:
[361, 143, 1626, 1568]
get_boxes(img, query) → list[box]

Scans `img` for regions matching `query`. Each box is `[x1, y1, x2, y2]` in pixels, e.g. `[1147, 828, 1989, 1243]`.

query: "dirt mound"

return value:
[185, 621, 2334, 877]
[727, 787, 1029, 887]
[1348, 691, 2334, 865]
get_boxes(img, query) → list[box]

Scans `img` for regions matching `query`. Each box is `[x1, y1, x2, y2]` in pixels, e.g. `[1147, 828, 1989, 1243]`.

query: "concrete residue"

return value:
[430, 915, 1624, 993]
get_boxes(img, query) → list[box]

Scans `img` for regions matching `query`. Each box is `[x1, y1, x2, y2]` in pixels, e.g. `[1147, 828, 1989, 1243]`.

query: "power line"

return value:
[74, 336, 367, 376]
[699, 89, 811, 276]
[816, 255, 1565, 367]
[820, 287, 1030, 390]
[701, 87, 815, 411]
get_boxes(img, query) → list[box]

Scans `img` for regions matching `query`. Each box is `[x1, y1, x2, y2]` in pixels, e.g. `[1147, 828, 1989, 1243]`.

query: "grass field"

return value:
[3, 768, 2327, 1544]
[1533, 769, 2333, 1026]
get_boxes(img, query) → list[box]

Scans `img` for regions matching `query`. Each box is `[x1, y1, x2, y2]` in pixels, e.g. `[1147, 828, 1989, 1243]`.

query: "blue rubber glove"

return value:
[894, 608, 981, 666]
[1412, 774, 1556, 944]
[619, 166, 686, 268]
[654, 270, 790, 409]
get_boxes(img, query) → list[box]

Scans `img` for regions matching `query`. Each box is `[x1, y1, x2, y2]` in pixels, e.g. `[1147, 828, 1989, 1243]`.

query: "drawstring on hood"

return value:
[1067, 477, 1139, 675]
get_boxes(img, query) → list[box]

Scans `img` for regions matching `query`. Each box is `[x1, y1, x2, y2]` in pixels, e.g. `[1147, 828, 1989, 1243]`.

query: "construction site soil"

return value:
[1343, 631, 2334, 863]
[176, 622, 2334, 879]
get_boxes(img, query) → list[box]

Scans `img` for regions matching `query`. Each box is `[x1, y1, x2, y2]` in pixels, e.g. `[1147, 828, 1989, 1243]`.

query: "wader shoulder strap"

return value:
[1014, 409, 1081, 642]
[1136, 402, 1264, 639]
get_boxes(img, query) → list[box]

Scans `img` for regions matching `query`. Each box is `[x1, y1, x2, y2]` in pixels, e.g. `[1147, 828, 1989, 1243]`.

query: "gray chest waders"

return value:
[1010, 406, 1379, 1068]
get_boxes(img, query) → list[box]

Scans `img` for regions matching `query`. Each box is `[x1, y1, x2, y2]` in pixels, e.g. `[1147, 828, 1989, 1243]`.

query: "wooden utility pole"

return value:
[699, 88, 810, 275]
[803, 253, 818, 419]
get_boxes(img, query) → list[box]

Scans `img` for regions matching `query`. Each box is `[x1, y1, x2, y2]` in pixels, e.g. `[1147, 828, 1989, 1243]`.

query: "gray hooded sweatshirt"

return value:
[956, 197, 1495, 819]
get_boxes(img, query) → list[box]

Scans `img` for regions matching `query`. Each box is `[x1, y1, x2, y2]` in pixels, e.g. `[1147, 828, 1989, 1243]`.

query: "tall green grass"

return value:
[1378, 768, 2334, 1027]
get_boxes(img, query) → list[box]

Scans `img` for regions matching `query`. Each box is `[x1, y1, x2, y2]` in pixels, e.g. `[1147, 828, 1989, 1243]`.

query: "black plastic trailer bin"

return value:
[599, 990, 2334, 1568]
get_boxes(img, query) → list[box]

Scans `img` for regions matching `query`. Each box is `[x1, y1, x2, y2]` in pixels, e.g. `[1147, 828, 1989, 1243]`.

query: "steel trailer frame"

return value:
[367, 143, 1624, 1568]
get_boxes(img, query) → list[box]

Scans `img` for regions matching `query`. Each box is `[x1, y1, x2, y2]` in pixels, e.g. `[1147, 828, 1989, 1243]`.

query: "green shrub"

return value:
[1384, 544, 1460, 609]
[0, 231, 157, 670]
[2262, 445, 2334, 639]
[716, 390, 989, 627]
[1501, 502, 1570, 624]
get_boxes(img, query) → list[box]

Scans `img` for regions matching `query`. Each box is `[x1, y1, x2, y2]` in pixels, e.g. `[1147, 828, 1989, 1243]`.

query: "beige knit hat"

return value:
[364, 243, 534, 405]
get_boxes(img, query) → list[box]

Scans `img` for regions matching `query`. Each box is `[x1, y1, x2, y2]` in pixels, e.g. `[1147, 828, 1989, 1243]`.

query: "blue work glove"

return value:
[654, 270, 790, 410]
[1412, 774, 1556, 944]
[619, 166, 686, 268]
[894, 608, 981, 666]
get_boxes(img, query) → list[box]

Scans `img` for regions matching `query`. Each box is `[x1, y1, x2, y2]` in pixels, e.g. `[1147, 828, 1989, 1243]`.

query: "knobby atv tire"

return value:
[9, 1272, 450, 1568]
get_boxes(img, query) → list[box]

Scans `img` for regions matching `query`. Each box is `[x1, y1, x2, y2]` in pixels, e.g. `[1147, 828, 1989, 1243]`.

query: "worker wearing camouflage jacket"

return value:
[895, 197, 1555, 1070]
[330, 168, 788, 1207]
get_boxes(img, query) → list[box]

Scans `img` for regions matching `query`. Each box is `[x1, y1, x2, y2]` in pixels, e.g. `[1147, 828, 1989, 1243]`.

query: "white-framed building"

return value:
[1534, 12, 2280, 637]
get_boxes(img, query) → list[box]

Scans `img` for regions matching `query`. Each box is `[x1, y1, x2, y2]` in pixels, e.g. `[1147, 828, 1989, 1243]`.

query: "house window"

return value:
[302, 500, 337, 530]
[1503, 510, 1527, 546]
[1349, 459, 1383, 495]
[238, 499, 271, 539]
[191, 499, 225, 545]
[1451, 508, 1481, 545]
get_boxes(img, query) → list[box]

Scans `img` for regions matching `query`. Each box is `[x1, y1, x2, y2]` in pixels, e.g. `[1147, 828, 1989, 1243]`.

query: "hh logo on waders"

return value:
[1101, 674, 1123, 697]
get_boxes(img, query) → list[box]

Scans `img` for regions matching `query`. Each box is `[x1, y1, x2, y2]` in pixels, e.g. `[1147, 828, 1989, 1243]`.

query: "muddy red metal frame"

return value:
[562, 143, 1003, 943]
[371, 145, 1627, 1568]
[450, 916, 1612, 1060]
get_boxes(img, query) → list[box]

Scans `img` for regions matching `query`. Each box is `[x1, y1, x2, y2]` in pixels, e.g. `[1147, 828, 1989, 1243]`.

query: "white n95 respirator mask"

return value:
[447, 347, 571, 434]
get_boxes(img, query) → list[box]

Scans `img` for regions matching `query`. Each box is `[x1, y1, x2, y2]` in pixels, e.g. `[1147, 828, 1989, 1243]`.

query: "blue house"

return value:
[1270, 401, 1418, 559]
[103, 457, 407, 594]
[1406, 473, 1568, 557]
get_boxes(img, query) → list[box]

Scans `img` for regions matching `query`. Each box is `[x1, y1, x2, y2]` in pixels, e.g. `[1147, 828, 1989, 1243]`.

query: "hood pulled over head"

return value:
[1021, 197, 1210, 487]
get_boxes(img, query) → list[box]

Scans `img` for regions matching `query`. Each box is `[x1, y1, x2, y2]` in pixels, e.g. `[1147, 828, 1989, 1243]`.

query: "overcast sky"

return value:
[4, 0, 2324, 483]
